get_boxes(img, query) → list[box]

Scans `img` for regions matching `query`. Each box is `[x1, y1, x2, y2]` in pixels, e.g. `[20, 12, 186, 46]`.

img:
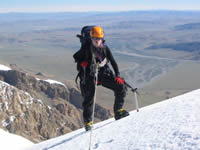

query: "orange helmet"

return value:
[90, 26, 104, 38]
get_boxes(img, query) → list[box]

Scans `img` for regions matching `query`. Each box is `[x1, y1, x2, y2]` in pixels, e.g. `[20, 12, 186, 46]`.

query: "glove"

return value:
[80, 61, 88, 68]
[115, 76, 124, 85]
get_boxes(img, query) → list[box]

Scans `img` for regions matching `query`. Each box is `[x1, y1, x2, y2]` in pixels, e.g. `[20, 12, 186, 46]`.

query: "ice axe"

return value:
[124, 81, 139, 112]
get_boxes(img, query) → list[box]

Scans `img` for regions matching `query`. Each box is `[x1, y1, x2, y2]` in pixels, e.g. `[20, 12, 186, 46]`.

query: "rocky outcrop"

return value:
[0, 70, 69, 100]
[0, 69, 112, 142]
[0, 81, 82, 143]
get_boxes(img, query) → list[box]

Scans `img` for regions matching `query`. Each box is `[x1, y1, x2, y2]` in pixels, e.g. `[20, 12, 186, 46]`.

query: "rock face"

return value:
[0, 70, 112, 143]
[0, 70, 69, 101]
[0, 80, 82, 143]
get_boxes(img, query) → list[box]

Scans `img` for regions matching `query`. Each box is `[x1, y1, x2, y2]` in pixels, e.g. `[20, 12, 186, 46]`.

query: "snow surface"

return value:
[26, 89, 200, 150]
[0, 64, 11, 71]
[44, 79, 66, 87]
[0, 129, 33, 150]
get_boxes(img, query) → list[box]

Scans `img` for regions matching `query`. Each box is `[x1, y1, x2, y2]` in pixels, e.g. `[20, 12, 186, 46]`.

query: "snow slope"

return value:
[0, 64, 11, 71]
[26, 89, 200, 150]
[0, 129, 33, 150]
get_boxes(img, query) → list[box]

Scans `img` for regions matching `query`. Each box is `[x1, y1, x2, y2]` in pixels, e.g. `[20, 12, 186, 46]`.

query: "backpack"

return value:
[73, 26, 95, 86]
[73, 26, 95, 63]
[76, 26, 95, 48]
[73, 25, 107, 87]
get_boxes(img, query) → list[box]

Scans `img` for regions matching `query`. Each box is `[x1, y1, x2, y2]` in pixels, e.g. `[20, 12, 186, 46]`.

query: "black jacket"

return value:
[73, 43, 120, 77]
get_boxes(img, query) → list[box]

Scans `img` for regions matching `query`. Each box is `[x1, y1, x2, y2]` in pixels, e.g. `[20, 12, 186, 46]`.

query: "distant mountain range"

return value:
[174, 23, 200, 30]
[146, 42, 200, 53]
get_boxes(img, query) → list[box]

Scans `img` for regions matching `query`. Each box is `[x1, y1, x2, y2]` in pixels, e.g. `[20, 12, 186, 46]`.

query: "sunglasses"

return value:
[92, 37, 103, 41]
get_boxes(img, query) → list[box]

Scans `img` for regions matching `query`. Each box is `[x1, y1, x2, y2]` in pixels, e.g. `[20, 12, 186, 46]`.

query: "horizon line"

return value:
[1, 9, 200, 14]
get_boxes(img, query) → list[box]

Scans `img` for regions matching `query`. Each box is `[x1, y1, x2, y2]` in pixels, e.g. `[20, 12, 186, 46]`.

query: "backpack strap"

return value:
[75, 71, 81, 88]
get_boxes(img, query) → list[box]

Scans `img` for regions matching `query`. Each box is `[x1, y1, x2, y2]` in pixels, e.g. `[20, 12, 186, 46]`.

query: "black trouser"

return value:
[80, 68, 127, 123]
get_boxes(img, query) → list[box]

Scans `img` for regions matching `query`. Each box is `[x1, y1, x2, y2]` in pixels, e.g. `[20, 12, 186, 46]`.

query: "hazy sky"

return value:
[0, 0, 200, 12]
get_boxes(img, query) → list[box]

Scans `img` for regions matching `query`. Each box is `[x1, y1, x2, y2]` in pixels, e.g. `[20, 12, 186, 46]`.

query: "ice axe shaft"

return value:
[89, 63, 99, 150]
[124, 81, 139, 112]
[134, 91, 139, 112]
